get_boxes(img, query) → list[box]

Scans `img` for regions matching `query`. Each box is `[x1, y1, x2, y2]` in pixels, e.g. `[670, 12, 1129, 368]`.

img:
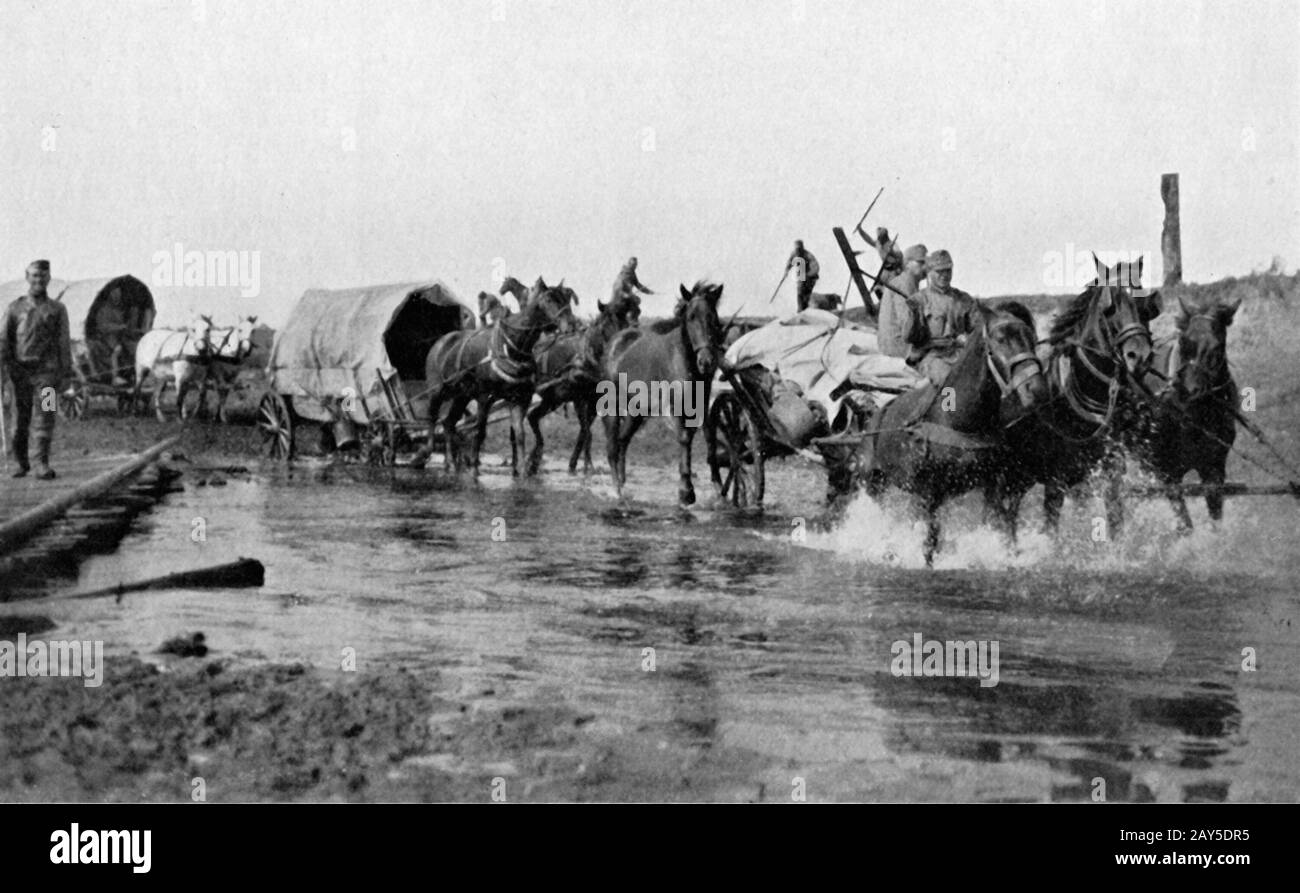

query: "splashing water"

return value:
[808, 486, 1300, 577]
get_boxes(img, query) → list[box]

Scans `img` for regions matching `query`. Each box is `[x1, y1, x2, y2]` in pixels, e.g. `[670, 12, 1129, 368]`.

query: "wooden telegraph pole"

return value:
[1161, 173, 1182, 286]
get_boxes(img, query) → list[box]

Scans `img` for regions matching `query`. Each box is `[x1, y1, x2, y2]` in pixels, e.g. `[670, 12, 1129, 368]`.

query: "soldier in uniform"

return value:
[1, 260, 72, 479]
[876, 244, 927, 358]
[611, 257, 655, 303]
[906, 249, 980, 385]
[785, 240, 820, 312]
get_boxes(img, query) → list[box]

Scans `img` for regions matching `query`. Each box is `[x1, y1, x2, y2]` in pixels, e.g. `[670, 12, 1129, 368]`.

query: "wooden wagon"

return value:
[255, 281, 477, 463]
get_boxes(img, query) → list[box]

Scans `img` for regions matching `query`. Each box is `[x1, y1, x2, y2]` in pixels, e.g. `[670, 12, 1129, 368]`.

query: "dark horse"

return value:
[604, 281, 724, 505]
[1128, 290, 1240, 530]
[418, 278, 576, 475]
[988, 256, 1160, 540]
[526, 292, 642, 475]
[853, 301, 1049, 566]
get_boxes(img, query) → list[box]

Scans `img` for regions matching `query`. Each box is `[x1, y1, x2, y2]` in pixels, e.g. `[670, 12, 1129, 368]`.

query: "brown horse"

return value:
[603, 281, 724, 505]
[988, 256, 1160, 539]
[1129, 290, 1240, 530]
[418, 278, 576, 475]
[853, 301, 1049, 566]
[526, 292, 642, 475]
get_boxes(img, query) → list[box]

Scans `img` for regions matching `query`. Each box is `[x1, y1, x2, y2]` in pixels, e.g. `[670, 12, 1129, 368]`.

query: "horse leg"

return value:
[1042, 481, 1064, 535]
[154, 371, 169, 423]
[472, 396, 494, 476]
[1103, 452, 1126, 540]
[1165, 475, 1193, 533]
[510, 399, 528, 478]
[618, 414, 646, 498]
[581, 398, 596, 475]
[677, 418, 697, 506]
[604, 415, 624, 497]
[1201, 461, 1227, 525]
[919, 494, 941, 568]
[527, 393, 553, 476]
[445, 396, 470, 473]
[567, 399, 584, 474]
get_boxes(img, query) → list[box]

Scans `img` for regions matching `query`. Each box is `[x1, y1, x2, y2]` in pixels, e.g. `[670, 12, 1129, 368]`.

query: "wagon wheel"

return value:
[60, 378, 88, 420]
[710, 392, 765, 508]
[255, 392, 295, 461]
[364, 424, 398, 466]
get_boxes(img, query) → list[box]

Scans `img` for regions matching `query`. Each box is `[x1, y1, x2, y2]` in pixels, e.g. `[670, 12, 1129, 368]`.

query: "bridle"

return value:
[982, 317, 1042, 399]
[1058, 287, 1149, 420]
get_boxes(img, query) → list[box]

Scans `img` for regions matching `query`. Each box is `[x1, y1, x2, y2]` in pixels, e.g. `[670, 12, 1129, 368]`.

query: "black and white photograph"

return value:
[0, 0, 1296, 834]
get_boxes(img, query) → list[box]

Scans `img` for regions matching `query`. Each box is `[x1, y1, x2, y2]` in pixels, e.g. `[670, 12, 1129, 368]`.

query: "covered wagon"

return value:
[257, 281, 476, 462]
[0, 275, 156, 418]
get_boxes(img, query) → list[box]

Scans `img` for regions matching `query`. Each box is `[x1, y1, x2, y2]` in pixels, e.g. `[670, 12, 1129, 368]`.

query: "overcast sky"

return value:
[2, 0, 1296, 327]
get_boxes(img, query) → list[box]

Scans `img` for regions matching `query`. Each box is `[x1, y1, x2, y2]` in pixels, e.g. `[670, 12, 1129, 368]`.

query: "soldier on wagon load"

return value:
[877, 248, 979, 385]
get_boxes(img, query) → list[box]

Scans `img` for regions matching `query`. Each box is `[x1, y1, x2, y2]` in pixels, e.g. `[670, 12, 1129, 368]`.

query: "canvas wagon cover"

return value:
[723, 308, 923, 421]
[268, 280, 473, 423]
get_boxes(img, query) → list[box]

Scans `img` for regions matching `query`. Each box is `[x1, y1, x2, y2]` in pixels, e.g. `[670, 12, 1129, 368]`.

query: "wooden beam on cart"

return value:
[833, 226, 876, 318]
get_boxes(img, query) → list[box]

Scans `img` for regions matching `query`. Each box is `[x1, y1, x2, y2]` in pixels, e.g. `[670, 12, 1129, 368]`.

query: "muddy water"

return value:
[54, 449, 1300, 802]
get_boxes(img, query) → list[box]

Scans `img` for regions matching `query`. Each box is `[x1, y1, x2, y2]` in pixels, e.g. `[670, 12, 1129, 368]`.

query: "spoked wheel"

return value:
[709, 392, 765, 508]
[364, 425, 399, 466]
[255, 392, 295, 461]
[60, 379, 88, 420]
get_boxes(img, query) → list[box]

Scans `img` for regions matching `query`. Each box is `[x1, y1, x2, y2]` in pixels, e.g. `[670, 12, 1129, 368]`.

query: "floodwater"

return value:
[54, 445, 1300, 802]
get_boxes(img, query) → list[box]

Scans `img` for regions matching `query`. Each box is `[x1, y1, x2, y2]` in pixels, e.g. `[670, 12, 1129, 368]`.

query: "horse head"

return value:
[1086, 253, 1155, 376]
[678, 281, 724, 374]
[1174, 291, 1239, 397]
[233, 315, 258, 359]
[188, 314, 215, 358]
[526, 279, 577, 333]
[980, 302, 1048, 416]
[554, 280, 582, 334]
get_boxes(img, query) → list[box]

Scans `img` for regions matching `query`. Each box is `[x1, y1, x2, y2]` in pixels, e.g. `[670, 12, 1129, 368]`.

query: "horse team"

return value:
[119, 253, 1240, 565]
[407, 254, 1240, 565]
[131, 314, 259, 421]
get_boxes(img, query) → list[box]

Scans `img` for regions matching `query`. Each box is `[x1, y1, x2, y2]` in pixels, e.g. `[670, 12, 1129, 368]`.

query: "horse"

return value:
[191, 315, 259, 422]
[1128, 290, 1240, 530]
[604, 281, 724, 505]
[131, 314, 216, 421]
[418, 277, 576, 475]
[851, 301, 1048, 566]
[526, 292, 642, 475]
[988, 255, 1160, 540]
[499, 275, 580, 332]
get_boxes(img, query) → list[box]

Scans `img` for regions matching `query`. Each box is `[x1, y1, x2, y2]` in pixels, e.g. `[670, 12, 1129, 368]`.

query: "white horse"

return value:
[132, 315, 215, 421]
[192, 315, 258, 422]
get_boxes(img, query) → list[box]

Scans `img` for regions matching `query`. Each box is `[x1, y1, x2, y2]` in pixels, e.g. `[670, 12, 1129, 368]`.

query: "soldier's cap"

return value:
[27, 259, 51, 272]
[903, 245, 928, 264]
[927, 250, 953, 272]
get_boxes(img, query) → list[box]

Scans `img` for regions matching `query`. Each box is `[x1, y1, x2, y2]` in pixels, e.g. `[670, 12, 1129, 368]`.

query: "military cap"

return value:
[903, 245, 928, 263]
[27, 259, 50, 272]
[927, 250, 953, 272]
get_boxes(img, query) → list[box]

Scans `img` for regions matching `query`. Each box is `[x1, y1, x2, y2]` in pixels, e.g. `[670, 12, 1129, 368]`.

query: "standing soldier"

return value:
[907, 249, 980, 385]
[785, 240, 820, 312]
[611, 256, 656, 303]
[1, 260, 72, 479]
[877, 244, 928, 358]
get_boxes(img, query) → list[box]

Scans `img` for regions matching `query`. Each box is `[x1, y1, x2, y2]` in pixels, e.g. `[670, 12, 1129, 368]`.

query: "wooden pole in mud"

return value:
[1161, 173, 1182, 286]
[0, 435, 180, 554]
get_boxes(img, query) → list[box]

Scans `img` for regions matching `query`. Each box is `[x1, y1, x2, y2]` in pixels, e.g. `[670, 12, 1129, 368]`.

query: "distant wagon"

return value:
[0, 275, 156, 418]
[256, 281, 476, 462]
